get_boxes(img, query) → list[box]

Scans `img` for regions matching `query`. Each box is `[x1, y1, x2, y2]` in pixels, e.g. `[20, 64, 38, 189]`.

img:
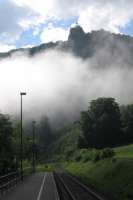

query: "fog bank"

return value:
[0, 49, 133, 124]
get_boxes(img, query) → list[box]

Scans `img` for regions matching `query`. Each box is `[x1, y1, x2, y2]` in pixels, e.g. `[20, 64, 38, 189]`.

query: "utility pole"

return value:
[32, 120, 36, 173]
[20, 92, 26, 180]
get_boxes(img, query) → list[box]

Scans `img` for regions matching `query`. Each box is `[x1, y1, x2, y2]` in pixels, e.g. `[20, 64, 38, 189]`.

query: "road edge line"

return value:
[37, 173, 47, 200]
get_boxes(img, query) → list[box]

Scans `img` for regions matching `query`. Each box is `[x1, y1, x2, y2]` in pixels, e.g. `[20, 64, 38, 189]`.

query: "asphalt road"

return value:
[2, 172, 59, 200]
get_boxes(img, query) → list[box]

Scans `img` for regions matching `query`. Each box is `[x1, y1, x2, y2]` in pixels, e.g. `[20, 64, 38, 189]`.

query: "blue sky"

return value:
[16, 17, 77, 48]
[1, 0, 133, 52]
[120, 20, 133, 36]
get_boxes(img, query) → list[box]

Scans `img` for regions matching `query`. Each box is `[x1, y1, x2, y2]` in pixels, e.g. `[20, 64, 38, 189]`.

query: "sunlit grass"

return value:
[115, 144, 133, 158]
[36, 164, 54, 172]
[65, 153, 133, 200]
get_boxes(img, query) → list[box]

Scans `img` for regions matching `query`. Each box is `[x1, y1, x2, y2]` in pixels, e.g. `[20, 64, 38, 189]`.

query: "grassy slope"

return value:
[115, 144, 133, 158]
[46, 125, 82, 161]
[43, 124, 133, 200]
[65, 144, 133, 200]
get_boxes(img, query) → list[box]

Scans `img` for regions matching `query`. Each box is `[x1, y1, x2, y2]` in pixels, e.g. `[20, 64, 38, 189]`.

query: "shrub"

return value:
[100, 148, 115, 159]
[65, 149, 73, 159]
[92, 150, 101, 162]
[75, 155, 82, 161]
[112, 157, 117, 163]
[82, 154, 91, 162]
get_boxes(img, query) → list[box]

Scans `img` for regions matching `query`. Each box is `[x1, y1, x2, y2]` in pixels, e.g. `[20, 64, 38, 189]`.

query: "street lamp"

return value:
[20, 92, 26, 180]
[32, 120, 36, 173]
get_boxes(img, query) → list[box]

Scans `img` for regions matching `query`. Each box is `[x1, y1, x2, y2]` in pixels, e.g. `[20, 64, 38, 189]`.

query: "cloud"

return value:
[0, 0, 133, 127]
[0, 43, 16, 53]
[1, 47, 133, 126]
[1, 0, 133, 48]
[78, 1, 133, 33]
[21, 44, 34, 48]
[40, 23, 69, 43]
[0, 0, 40, 46]
[12, 0, 133, 34]
[13, 0, 56, 19]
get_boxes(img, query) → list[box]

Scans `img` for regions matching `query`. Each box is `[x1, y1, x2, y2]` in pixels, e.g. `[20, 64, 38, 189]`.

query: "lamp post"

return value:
[32, 121, 36, 173]
[20, 92, 26, 180]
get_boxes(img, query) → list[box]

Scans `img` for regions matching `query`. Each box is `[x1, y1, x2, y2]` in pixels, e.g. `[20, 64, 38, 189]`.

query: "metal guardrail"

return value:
[0, 171, 20, 195]
[0, 167, 33, 196]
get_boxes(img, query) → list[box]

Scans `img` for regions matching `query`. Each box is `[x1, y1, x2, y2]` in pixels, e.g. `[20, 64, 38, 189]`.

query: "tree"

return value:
[120, 105, 133, 143]
[38, 116, 53, 160]
[0, 114, 14, 174]
[12, 122, 35, 169]
[81, 98, 121, 148]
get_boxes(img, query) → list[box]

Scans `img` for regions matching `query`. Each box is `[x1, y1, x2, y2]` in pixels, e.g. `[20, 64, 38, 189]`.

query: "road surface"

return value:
[2, 172, 106, 200]
[2, 172, 59, 200]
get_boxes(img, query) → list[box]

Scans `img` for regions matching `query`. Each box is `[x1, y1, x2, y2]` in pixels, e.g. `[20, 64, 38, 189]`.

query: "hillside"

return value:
[42, 123, 133, 200]
[44, 124, 82, 161]
[115, 144, 133, 158]
[1, 26, 133, 69]
[64, 144, 133, 200]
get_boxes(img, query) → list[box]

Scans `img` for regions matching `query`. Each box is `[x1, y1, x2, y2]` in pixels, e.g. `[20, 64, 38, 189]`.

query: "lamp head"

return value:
[20, 92, 26, 95]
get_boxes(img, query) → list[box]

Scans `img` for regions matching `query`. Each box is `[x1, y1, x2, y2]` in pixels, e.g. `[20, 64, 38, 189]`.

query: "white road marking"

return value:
[37, 173, 47, 200]
[51, 173, 60, 200]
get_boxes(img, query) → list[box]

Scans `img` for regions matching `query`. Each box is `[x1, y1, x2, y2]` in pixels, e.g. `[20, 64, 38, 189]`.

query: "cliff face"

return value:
[1, 26, 133, 68]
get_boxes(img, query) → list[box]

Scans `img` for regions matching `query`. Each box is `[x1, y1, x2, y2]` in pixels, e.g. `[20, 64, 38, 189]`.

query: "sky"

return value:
[0, 0, 133, 52]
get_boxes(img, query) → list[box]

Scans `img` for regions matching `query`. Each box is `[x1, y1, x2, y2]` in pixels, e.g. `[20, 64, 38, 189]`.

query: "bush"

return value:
[72, 149, 91, 162]
[100, 148, 115, 159]
[92, 150, 101, 162]
[65, 149, 73, 159]
[72, 148, 115, 163]
[112, 157, 117, 163]
[75, 155, 82, 162]
[82, 154, 91, 162]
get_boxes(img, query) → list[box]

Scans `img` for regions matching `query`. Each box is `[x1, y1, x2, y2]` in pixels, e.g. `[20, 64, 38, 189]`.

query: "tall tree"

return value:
[12, 122, 34, 169]
[0, 114, 14, 174]
[38, 116, 53, 159]
[120, 105, 133, 143]
[81, 98, 121, 148]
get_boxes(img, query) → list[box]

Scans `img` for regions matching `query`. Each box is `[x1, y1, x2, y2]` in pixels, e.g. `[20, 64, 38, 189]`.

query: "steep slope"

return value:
[1, 26, 133, 69]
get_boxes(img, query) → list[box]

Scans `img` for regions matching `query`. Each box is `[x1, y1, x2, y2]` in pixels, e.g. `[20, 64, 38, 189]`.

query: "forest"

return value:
[1, 97, 133, 175]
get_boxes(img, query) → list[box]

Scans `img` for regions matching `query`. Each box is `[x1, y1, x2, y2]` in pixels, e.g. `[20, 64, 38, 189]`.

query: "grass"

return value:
[65, 158, 133, 200]
[37, 144, 133, 200]
[115, 144, 133, 158]
[36, 163, 54, 172]
[64, 144, 133, 200]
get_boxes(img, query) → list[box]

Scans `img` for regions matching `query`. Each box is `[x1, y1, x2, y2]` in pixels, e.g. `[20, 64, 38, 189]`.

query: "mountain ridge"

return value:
[1, 26, 133, 68]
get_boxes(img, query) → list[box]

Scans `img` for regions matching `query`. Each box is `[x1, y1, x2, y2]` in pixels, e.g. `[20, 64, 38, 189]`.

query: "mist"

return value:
[0, 48, 133, 125]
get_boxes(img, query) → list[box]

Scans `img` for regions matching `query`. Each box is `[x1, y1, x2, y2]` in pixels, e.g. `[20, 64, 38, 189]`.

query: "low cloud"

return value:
[0, 47, 133, 126]
[0, 43, 16, 53]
